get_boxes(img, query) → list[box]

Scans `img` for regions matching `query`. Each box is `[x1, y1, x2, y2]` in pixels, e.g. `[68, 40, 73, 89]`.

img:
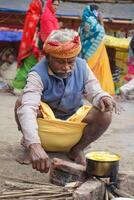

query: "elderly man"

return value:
[15, 29, 117, 173]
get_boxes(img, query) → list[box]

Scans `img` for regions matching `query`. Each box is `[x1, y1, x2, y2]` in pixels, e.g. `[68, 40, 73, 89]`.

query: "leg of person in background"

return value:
[119, 78, 134, 100]
[12, 54, 37, 95]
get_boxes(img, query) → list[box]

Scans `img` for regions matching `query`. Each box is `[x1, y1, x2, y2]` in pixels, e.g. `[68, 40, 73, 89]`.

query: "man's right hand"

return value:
[29, 143, 50, 173]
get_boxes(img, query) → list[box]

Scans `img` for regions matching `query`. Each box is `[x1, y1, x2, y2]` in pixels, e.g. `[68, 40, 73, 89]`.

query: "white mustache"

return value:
[56, 70, 72, 74]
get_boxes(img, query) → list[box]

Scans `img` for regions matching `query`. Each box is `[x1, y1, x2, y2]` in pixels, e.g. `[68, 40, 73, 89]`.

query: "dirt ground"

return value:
[0, 92, 134, 188]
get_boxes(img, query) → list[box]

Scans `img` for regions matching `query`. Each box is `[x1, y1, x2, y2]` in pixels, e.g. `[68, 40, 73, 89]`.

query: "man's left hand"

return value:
[98, 96, 122, 114]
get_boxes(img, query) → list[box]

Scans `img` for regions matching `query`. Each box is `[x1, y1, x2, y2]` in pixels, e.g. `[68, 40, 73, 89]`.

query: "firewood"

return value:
[105, 189, 109, 200]
[0, 183, 73, 199]
[112, 185, 134, 198]
[0, 190, 73, 199]
[4, 181, 61, 190]
[0, 175, 47, 185]
[107, 190, 115, 199]
[19, 196, 73, 200]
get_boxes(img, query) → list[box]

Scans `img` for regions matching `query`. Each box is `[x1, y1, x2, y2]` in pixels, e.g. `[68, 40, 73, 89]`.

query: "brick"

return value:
[49, 158, 88, 186]
[117, 171, 134, 196]
[73, 179, 105, 200]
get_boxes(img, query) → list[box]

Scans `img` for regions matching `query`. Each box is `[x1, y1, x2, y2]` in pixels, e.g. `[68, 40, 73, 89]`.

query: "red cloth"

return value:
[40, 0, 59, 42]
[44, 35, 81, 58]
[17, 0, 43, 67]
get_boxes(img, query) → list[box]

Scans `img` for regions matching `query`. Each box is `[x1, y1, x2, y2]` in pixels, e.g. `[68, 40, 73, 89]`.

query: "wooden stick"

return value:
[0, 186, 73, 198]
[105, 189, 109, 200]
[112, 186, 134, 199]
[0, 175, 51, 185]
[107, 191, 115, 199]
[19, 196, 73, 200]
[23, 192, 72, 198]
[4, 181, 61, 190]
[0, 191, 72, 199]
[52, 198, 73, 200]
[0, 188, 68, 196]
[35, 196, 73, 200]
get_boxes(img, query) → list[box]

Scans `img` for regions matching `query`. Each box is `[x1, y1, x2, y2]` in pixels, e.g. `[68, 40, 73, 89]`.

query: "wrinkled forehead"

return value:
[50, 55, 76, 62]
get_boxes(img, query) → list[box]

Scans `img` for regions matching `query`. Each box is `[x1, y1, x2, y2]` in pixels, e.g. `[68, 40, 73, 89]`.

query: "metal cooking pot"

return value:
[86, 151, 120, 178]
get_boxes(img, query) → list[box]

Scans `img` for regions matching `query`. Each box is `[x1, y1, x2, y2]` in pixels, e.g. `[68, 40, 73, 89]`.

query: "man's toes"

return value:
[75, 153, 86, 166]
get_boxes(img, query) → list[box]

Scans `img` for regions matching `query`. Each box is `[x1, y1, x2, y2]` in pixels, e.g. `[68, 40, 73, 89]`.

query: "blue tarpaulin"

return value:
[0, 30, 22, 42]
[0, 0, 31, 13]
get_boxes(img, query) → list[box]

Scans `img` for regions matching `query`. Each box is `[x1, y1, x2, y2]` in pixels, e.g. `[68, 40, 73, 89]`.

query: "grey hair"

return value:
[47, 29, 78, 43]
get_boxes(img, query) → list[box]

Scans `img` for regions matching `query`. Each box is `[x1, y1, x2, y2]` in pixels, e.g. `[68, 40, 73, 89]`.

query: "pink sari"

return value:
[125, 56, 134, 81]
[40, 0, 59, 42]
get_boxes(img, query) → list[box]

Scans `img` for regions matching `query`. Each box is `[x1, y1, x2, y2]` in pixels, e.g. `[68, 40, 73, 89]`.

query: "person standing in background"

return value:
[12, 0, 45, 94]
[79, 5, 115, 95]
[12, 0, 60, 94]
[118, 36, 134, 100]
[125, 36, 134, 82]
[40, 0, 60, 43]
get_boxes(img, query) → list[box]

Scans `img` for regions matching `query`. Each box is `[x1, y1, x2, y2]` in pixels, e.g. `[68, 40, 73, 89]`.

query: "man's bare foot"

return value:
[68, 149, 86, 166]
[16, 149, 31, 165]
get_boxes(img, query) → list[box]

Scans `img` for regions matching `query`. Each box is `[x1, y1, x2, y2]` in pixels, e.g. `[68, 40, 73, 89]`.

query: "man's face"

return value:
[47, 56, 76, 78]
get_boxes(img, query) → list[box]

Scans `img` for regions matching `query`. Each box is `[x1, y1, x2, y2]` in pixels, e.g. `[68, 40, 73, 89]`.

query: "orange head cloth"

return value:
[43, 33, 81, 58]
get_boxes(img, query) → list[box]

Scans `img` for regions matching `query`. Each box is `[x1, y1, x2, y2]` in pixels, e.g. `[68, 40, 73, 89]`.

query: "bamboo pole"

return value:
[19, 196, 73, 200]
[114, 188, 134, 198]
[0, 175, 74, 199]
[0, 175, 49, 185]
[0, 187, 70, 195]
[4, 181, 61, 190]
[105, 189, 109, 200]
[107, 190, 115, 199]
[0, 190, 72, 199]
[0, 186, 73, 199]
[112, 185, 134, 199]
